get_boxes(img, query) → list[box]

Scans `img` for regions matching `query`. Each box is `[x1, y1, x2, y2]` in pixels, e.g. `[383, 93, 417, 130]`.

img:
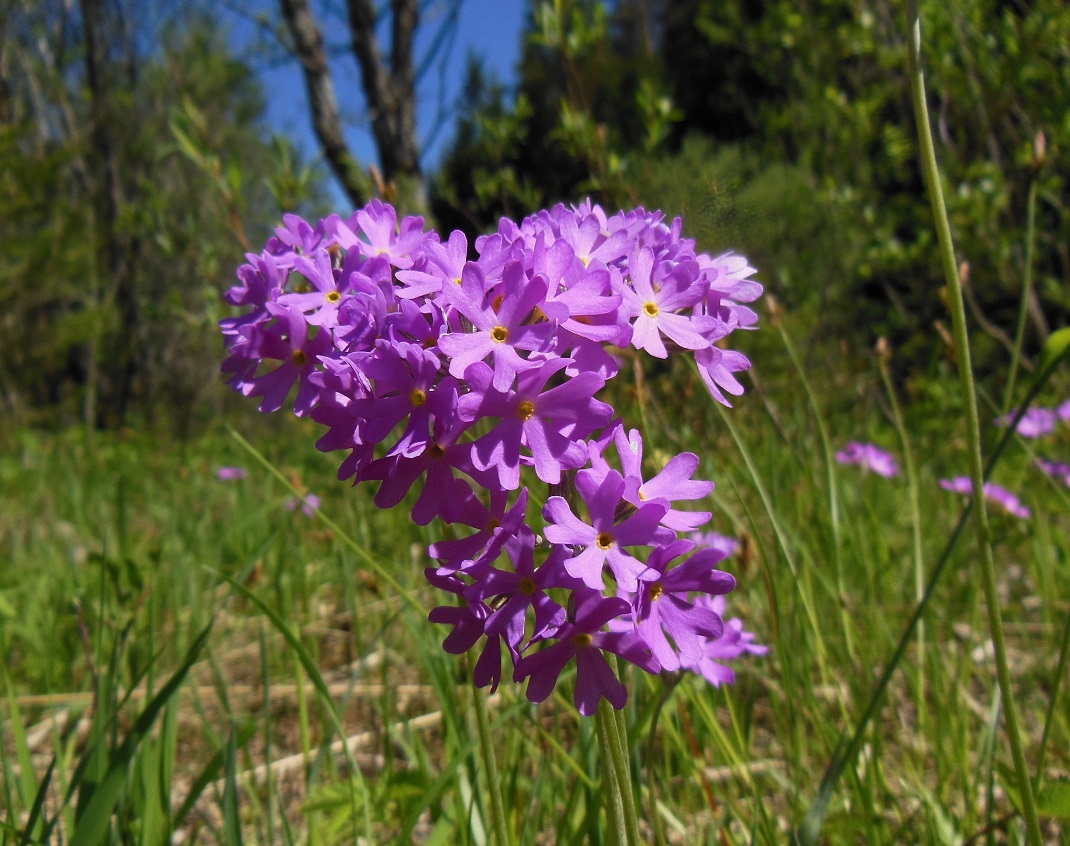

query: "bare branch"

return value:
[345, 0, 421, 188]
[279, 0, 369, 208]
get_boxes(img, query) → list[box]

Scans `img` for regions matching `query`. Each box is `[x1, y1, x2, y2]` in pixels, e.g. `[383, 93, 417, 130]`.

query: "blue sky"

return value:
[225, 0, 527, 200]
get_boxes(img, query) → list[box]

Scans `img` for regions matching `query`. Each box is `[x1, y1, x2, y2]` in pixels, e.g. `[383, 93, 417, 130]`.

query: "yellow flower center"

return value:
[649, 583, 664, 601]
[519, 577, 537, 596]
[491, 326, 509, 343]
[572, 633, 593, 648]
[596, 532, 614, 550]
[428, 443, 446, 459]
[517, 400, 536, 420]
[643, 301, 659, 317]
[326, 290, 341, 303]
[410, 388, 427, 407]
[292, 349, 307, 366]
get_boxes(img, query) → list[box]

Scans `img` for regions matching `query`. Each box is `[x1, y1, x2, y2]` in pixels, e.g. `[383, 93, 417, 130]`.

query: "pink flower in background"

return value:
[1036, 458, 1070, 488]
[835, 442, 899, 477]
[939, 477, 1030, 520]
[680, 595, 769, 687]
[994, 407, 1057, 438]
[217, 466, 248, 481]
[690, 531, 741, 557]
[286, 493, 321, 517]
[1056, 400, 1070, 422]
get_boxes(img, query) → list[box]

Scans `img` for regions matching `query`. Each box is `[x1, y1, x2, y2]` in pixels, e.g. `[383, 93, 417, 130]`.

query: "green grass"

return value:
[1, 344, 1069, 843]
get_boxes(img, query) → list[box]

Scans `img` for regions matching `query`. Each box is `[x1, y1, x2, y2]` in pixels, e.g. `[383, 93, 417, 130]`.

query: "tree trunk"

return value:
[80, 0, 140, 426]
[279, 0, 370, 209]
[280, 0, 427, 216]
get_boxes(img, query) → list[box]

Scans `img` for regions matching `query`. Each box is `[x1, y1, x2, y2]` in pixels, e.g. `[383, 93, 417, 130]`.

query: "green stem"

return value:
[1035, 607, 1070, 789]
[472, 686, 511, 846]
[774, 314, 853, 663]
[906, 4, 1041, 843]
[595, 701, 641, 846]
[595, 704, 625, 846]
[1002, 179, 1038, 414]
[609, 705, 640, 837]
[877, 351, 927, 737]
[645, 674, 683, 846]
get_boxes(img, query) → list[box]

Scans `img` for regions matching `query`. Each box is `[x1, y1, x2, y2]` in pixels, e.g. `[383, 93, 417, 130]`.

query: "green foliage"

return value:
[1035, 778, 1070, 820]
[432, 0, 673, 228]
[434, 0, 1070, 386]
[433, 61, 544, 230]
[3, 343, 1070, 843]
[0, 7, 327, 430]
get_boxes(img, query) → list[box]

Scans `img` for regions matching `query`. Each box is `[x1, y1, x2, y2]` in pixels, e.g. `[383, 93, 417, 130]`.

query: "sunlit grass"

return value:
[1, 344, 1068, 843]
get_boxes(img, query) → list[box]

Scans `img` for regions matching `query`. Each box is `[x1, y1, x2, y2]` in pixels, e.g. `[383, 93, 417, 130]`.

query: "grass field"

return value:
[2, 317, 1068, 844]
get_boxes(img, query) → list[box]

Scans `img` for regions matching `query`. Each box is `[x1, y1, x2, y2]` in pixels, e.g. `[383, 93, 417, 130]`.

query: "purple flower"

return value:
[690, 531, 740, 557]
[265, 213, 330, 264]
[426, 569, 512, 692]
[554, 209, 631, 269]
[697, 251, 762, 333]
[428, 487, 530, 574]
[835, 442, 899, 478]
[679, 595, 768, 687]
[217, 466, 248, 481]
[1036, 458, 1070, 488]
[237, 303, 335, 416]
[394, 229, 505, 303]
[632, 540, 735, 671]
[358, 408, 497, 526]
[617, 246, 716, 358]
[276, 250, 353, 328]
[333, 199, 428, 269]
[464, 526, 577, 648]
[459, 358, 612, 489]
[1057, 400, 1070, 422]
[225, 253, 284, 310]
[349, 341, 456, 459]
[694, 346, 750, 408]
[286, 493, 321, 517]
[939, 477, 1031, 519]
[437, 261, 553, 392]
[514, 588, 659, 716]
[221, 201, 765, 716]
[591, 425, 713, 532]
[994, 407, 1057, 438]
[543, 468, 670, 591]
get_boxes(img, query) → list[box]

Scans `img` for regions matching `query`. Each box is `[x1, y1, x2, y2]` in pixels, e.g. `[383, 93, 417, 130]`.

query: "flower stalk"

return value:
[596, 699, 641, 846]
[472, 685, 511, 846]
[906, 2, 1041, 841]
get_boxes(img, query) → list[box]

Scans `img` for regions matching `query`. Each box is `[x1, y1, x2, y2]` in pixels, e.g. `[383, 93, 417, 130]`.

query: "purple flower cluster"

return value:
[221, 200, 764, 715]
[834, 442, 899, 477]
[286, 493, 322, 518]
[1036, 457, 1070, 488]
[938, 477, 1031, 520]
[971, 399, 1070, 512]
[993, 401, 1070, 497]
[994, 406, 1058, 438]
